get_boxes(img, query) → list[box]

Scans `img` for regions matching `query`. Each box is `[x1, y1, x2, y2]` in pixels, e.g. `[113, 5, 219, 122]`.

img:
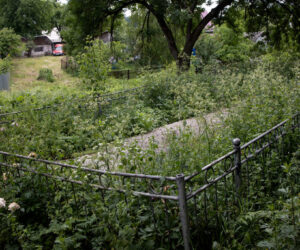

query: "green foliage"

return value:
[0, 0, 54, 37]
[77, 39, 127, 90]
[0, 56, 11, 74]
[262, 50, 300, 79]
[37, 68, 55, 83]
[193, 33, 222, 67]
[0, 28, 23, 59]
[0, 52, 299, 248]
[115, 9, 174, 66]
[193, 24, 256, 69]
[214, 25, 254, 63]
[1, 52, 298, 161]
[213, 149, 300, 249]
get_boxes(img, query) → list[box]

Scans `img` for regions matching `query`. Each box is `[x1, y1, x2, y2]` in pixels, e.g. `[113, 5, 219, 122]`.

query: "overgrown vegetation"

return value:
[37, 68, 55, 83]
[0, 56, 10, 74]
[0, 64, 299, 247]
[0, 52, 299, 162]
[0, 0, 299, 248]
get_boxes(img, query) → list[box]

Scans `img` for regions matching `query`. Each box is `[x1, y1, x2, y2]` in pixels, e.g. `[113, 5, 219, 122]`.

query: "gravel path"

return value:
[77, 110, 228, 168]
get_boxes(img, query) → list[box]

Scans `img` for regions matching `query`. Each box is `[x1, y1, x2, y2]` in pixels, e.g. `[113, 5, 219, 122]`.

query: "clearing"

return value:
[10, 56, 81, 92]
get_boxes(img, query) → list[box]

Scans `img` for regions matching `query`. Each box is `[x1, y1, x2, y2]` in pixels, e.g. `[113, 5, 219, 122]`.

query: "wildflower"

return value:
[0, 127, 5, 132]
[8, 202, 20, 212]
[28, 152, 37, 158]
[0, 198, 6, 208]
[2, 173, 7, 181]
[11, 122, 19, 127]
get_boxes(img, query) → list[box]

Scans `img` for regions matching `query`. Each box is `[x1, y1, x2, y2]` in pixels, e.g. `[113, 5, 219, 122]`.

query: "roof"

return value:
[42, 28, 62, 43]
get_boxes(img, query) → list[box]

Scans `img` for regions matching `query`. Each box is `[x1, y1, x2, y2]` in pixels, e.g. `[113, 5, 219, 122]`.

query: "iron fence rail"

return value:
[0, 112, 299, 250]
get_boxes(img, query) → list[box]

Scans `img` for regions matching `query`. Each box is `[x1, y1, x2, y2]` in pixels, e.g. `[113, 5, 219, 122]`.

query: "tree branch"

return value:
[184, 0, 234, 53]
[136, 0, 179, 60]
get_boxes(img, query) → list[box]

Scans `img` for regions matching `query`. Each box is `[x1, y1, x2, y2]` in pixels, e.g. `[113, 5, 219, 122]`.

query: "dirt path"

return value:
[76, 110, 228, 168]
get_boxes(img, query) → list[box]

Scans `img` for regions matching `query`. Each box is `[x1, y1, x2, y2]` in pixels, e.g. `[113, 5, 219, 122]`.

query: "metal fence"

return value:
[0, 113, 299, 249]
[61, 57, 164, 80]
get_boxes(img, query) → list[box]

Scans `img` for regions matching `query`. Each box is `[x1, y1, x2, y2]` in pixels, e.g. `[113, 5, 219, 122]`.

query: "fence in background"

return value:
[0, 113, 299, 249]
[61, 57, 164, 80]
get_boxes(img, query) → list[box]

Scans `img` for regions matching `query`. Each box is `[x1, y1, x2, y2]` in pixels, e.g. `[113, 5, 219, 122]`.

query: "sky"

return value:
[59, 0, 217, 12]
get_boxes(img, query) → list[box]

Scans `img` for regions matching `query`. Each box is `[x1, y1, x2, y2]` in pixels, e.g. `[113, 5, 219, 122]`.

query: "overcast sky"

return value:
[59, 0, 217, 11]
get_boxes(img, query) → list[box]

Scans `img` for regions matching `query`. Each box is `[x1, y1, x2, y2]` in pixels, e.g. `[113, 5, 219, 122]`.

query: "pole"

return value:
[233, 138, 242, 195]
[176, 174, 191, 250]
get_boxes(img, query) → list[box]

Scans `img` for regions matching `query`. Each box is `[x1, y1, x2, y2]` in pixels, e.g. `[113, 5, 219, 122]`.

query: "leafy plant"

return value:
[0, 28, 23, 59]
[37, 68, 55, 82]
[0, 56, 11, 74]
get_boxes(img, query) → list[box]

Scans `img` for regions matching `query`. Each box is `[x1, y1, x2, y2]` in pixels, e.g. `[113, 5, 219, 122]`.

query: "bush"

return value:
[37, 68, 55, 82]
[0, 28, 24, 59]
[0, 57, 11, 74]
[77, 39, 128, 90]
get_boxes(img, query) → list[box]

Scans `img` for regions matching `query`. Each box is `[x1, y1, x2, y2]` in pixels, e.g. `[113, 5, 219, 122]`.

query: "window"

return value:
[34, 47, 44, 52]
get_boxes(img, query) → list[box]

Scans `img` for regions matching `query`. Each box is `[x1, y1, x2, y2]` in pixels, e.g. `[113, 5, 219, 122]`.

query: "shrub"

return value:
[37, 68, 55, 82]
[77, 39, 128, 90]
[0, 28, 24, 59]
[0, 57, 11, 74]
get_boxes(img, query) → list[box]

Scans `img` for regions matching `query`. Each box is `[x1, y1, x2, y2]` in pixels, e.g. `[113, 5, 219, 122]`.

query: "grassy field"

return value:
[10, 56, 82, 92]
[9, 56, 144, 94]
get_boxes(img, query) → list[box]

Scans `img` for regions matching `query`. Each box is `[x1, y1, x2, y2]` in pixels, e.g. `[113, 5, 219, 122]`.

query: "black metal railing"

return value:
[0, 113, 299, 249]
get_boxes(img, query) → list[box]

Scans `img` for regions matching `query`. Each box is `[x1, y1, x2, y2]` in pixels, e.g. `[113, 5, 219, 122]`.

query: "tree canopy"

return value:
[0, 0, 55, 37]
[0, 28, 23, 59]
[68, 0, 234, 69]
[66, 0, 300, 70]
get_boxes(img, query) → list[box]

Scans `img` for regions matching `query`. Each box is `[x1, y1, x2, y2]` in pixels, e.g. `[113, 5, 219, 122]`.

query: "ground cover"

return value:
[1, 55, 299, 162]
[0, 53, 299, 249]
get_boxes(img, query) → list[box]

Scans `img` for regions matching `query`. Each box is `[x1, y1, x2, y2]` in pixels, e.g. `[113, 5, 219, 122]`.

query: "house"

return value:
[22, 28, 63, 57]
[31, 36, 53, 56]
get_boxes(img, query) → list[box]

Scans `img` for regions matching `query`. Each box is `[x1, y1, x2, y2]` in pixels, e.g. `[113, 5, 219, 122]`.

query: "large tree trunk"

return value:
[139, 0, 234, 72]
[177, 49, 193, 72]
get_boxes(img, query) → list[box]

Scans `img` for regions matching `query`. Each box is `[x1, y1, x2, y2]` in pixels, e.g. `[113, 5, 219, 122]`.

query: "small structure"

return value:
[22, 28, 63, 57]
[32, 36, 53, 56]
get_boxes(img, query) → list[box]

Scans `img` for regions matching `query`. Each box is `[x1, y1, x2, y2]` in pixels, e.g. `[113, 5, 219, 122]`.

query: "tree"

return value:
[0, 0, 54, 37]
[50, 1, 67, 33]
[0, 28, 23, 59]
[68, 0, 300, 70]
[223, 1, 300, 51]
[68, 0, 235, 70]
[115, 8, 175, 66]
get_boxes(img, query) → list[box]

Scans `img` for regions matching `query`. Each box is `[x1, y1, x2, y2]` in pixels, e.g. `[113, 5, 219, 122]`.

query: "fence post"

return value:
[176, 174, 191, 250]
[233, 138, 242, 194]
[127, 69, 130, 80]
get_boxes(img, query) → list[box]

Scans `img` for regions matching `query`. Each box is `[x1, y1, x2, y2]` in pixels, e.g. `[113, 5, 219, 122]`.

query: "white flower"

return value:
[8, 202, 20, 212]
[11, 122, 19, 127]
[2, 173, 7, 181]
[0, 127, 5, 132]
[0, 198, 6, 208]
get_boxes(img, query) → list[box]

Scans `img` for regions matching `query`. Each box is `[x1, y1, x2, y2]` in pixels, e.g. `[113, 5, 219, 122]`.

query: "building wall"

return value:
[31, 45, 52, 57]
